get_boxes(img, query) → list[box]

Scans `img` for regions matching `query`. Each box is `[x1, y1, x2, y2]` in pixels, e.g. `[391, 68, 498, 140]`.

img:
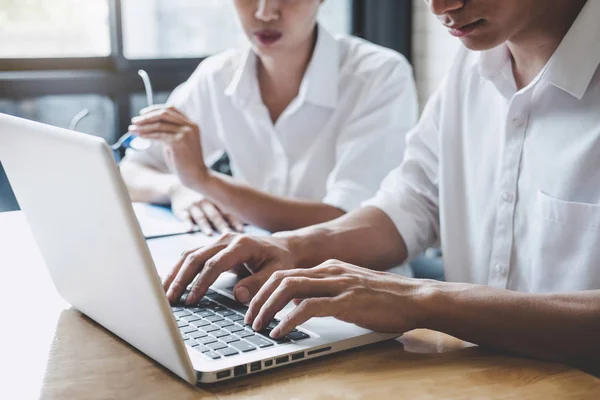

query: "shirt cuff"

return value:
[362, 190, 428, 262]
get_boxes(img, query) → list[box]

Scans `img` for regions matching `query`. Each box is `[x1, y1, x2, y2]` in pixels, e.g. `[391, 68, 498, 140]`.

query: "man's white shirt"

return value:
[366, 0, 600, 293]
[125, 25, 418, 213]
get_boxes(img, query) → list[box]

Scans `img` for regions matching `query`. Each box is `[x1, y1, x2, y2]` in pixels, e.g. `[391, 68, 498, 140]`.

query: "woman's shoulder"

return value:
[335, 34, 413, 81]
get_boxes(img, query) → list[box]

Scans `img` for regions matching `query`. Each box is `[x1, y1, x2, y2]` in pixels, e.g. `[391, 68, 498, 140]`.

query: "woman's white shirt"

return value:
[125, 25, 418, 212]
[365, 0, 600, 292]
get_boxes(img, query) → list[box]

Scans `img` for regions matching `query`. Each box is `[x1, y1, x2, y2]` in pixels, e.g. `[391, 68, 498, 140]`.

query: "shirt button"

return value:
[495, 263, 508, 278]
[501, 192, 514, 202]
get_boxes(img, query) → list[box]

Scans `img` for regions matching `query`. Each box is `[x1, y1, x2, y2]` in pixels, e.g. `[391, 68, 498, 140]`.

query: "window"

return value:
[0, 0, 111, 58]
[0, 0, 412, 212]
[0, 95, 115, 140]
[122, 0, 352, 59]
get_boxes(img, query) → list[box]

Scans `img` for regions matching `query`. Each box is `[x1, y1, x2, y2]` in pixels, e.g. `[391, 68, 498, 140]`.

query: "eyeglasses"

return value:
[68, 70, 154, 163]
[111, 69, 154, 162]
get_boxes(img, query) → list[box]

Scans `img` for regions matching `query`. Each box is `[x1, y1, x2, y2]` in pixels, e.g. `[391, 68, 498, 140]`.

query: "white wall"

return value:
[412, 0, 462, 109]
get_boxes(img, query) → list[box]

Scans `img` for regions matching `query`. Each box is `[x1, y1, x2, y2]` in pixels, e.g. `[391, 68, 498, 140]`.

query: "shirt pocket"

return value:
[535, 190, 600, 230]
[529, 190, 600, 292]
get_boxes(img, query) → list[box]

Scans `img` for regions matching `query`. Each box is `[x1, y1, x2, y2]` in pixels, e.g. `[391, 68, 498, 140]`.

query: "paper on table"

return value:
[132, 202, 198, 239]
[132, 202, 270, 239]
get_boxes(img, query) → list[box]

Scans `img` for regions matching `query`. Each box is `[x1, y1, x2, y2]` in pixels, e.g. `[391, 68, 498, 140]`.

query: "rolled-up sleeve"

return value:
[363, 88, 442, 261]
[323, 60, 418, 212]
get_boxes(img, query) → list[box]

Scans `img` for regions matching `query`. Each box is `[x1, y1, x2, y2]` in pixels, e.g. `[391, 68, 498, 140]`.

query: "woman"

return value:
[121, 0, 417, 235]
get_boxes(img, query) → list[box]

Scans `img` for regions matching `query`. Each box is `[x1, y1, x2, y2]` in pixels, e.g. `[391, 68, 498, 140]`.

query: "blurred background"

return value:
[0, 0, 459, 217]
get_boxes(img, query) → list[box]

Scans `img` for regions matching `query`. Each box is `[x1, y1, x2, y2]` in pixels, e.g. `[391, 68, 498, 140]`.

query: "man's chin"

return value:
[458, 34, 506, 52]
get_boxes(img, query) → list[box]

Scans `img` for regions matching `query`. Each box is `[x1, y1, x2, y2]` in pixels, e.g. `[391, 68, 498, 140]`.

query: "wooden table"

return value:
[1, 211, 599, 399]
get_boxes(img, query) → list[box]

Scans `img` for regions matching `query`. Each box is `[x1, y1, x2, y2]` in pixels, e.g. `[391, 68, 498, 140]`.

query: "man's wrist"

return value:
[272, 226, 330, 269]
[414, 281, 479, 331]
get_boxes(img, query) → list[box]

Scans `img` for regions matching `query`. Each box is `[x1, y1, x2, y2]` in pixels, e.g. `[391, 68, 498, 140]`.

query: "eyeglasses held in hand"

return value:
[111, 70, 154, 162]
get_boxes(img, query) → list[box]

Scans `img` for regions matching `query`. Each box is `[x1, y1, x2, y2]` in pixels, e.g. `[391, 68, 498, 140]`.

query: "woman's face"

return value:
[234, 0, 323, 56]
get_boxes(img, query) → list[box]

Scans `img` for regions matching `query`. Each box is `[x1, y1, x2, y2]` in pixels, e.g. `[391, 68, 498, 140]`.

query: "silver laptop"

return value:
[0, 114, 398, 384]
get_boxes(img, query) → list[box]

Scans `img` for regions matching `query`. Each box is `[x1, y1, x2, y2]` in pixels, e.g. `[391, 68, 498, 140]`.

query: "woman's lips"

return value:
[448, 20, 484, 37]
[254, 29, 283, 46]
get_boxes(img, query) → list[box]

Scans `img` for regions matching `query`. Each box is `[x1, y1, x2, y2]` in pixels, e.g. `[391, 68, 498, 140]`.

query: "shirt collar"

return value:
[541, 0, 600, 99]
[225, 24, 339, 109]
[300, 24, 339, 108]
[476, 0, 600, 100]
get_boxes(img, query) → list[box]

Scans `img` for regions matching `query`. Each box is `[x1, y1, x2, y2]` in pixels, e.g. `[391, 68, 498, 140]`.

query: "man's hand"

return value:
[163, 233, 297, 305]
[246, 260, 429, 339]
[129, 105, 208, 188]
[170, 183, 244, 236]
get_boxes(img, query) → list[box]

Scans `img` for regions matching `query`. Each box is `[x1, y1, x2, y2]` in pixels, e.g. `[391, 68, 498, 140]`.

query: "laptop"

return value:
[0, 114, 399, 384]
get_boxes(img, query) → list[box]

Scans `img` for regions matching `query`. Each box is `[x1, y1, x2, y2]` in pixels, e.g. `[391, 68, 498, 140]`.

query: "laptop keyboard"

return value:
[174, 289, 311, 361]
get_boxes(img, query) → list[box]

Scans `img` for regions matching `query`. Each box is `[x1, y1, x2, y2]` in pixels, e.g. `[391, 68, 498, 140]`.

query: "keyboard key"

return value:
[207, 341, 228, 351]
[180, 326, 197, 334]
[225, 324, 245, 334]
[231, 341, 256, 353]
[205, 315, 224, 323]
[190, 319, 211, 328]
[202, 324, 220, 333]
[286, 331, 310, 341]
[174, 310, 191, 317]
[193, 345, 210, 353]
[206, 289, 217, 296]
[197, 336, 218, 345]
[202, 351, 221, 360]
[212, 305, 227, 312]
[182, 315, 202, 323]
[186, 340, 199, 348]
[212, 330, 229, 338]
[237, 329, 255, 338]
[229, 314, 244, 322]
[176, 321, 189, 328]
[216, 310, 236, 317]
[189, 331, 208, 339]
[268, 320, 280, 329]
[195, 311, 214, 318]
[172, 307, 184, 312]
[215, 320, 234, 328]
[220, 335, 240, 344]
[245, 335, 274, 348]
[217, 347, 239, 357]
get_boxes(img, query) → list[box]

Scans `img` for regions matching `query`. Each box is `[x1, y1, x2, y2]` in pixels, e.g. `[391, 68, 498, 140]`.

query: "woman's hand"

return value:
[129, 105, 208, 189]
[170, 183, 244, 236]
[245, 260, 431, 338]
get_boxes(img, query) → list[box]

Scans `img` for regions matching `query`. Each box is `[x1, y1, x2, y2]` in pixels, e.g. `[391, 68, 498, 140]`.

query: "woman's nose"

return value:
[425, 0, 464, 16]
[255, 0, 280, 22]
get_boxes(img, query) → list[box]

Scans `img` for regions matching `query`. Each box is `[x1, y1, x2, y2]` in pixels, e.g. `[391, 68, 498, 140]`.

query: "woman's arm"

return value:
[193, 172, 345, 232]
[120, 158, 179, 204]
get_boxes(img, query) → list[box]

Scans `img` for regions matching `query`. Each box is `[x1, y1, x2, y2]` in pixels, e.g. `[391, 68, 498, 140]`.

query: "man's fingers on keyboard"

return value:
[271, 297, 338, 338]
[163, 249, 195, 292]
[167, 246, 222, 303]
[186, 236, 257, 304]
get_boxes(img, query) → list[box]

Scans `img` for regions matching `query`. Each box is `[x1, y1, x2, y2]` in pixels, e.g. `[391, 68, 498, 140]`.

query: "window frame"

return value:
[0, 0, 412, 142]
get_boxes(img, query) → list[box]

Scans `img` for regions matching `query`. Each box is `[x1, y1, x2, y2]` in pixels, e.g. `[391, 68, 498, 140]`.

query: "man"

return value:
[163, 0, 600, 370]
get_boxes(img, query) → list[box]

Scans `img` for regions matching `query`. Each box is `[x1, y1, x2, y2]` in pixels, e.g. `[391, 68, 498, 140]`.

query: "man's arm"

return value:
[422, 283, 600, 371]
[276, 206, 408, 271]
[242, 257, 600, 372]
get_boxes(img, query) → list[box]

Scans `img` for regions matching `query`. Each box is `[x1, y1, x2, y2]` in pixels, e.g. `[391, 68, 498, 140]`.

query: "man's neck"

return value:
[508, 0, 587, 90]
